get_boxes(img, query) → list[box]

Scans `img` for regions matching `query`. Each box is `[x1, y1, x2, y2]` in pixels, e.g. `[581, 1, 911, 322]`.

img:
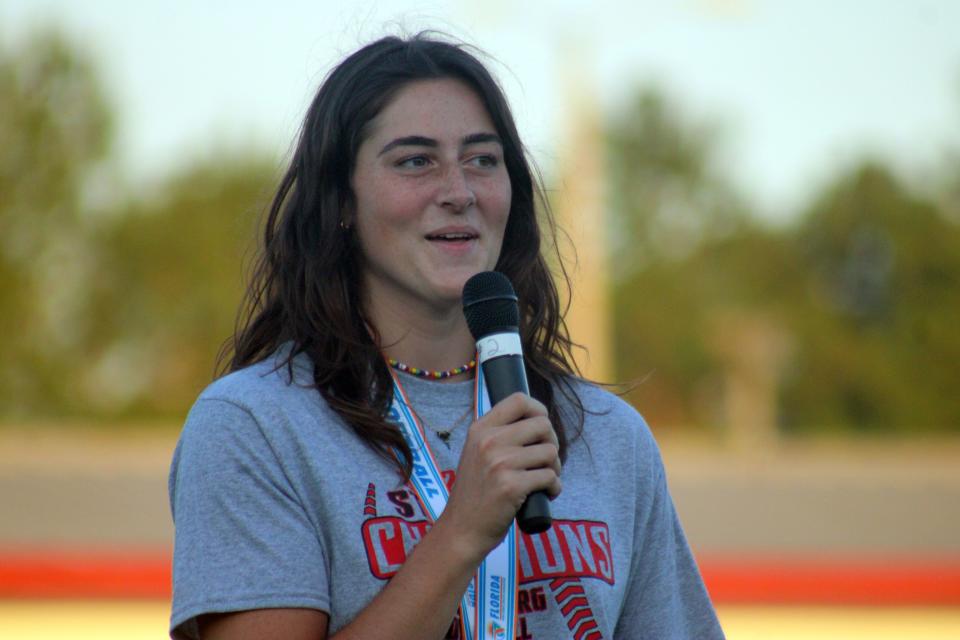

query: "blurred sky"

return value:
[2, 0, 960, 218]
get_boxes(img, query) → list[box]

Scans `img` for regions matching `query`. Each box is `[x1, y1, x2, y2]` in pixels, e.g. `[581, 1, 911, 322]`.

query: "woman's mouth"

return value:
[425, 231, 478, 243]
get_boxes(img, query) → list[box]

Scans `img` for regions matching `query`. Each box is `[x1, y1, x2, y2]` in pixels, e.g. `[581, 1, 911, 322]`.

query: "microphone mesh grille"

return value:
[462, 271, 520, 339]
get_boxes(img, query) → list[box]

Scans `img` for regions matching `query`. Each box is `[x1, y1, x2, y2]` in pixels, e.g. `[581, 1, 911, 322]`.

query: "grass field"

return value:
[1, 601, 959, 639]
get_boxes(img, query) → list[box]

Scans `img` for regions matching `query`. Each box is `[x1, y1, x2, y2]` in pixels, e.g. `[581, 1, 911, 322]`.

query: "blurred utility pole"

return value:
[552, 39, 612, 383]
[709, 312, 792, 451]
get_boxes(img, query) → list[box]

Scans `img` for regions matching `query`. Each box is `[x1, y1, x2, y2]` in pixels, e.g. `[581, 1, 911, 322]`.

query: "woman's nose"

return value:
[439, 167, 476, 212]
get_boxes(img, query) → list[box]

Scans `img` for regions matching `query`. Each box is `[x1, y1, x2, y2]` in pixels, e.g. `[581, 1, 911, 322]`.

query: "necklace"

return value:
[387, 357, 477, 379]
[407, 403, 473, 449]
[430, 405, 474, 448]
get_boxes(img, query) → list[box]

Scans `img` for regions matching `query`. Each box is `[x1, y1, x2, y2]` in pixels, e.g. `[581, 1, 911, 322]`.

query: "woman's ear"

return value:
[338, 195, 355, 231]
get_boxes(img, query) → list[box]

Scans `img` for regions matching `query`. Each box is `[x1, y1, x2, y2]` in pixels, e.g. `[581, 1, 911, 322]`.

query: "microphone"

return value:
[462, 271, 552, 535]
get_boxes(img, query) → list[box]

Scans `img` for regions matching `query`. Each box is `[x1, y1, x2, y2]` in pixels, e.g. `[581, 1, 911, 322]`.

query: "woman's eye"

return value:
[469, 154, 498, 168]
[397, 156, 430, 169]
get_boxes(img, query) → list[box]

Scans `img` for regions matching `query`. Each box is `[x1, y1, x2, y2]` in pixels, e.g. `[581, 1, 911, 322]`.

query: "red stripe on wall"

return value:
[1, 549, 959, 604]
[0, 549, 171, 599]
[699, 554, 960, 606]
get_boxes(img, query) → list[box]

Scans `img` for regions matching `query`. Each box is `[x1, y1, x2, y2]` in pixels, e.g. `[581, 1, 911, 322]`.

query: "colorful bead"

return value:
[387, 357, 477, 379]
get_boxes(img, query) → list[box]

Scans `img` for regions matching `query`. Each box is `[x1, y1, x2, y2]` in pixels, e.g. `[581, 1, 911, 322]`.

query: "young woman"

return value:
[169, 34, 724, 640]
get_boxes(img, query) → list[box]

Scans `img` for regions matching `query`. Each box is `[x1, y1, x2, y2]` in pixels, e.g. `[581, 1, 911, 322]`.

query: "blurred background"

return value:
[1, 0, 959, 637]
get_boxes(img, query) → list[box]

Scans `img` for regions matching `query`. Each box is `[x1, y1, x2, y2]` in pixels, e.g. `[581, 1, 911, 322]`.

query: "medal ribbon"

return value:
[386, 362, 518, 640]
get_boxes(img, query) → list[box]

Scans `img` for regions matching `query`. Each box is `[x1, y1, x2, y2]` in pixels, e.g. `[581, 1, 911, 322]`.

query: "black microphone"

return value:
[462, 271, 552, 535]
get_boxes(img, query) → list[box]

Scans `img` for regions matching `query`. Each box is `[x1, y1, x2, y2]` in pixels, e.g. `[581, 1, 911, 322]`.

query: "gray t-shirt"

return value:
[169, 350, 724, 639]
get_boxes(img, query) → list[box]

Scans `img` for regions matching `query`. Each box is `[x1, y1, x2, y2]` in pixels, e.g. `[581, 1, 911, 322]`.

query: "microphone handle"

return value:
[481, 353, 529, 402]
[481, 354, 553, 535]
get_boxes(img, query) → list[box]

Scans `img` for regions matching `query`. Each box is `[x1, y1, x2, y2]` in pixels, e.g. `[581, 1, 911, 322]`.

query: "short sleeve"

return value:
[614, 444, 725, 639]
[169, 397, 330, 639]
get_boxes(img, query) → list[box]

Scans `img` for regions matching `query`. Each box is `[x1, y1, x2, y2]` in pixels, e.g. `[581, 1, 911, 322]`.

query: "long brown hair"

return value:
[220, 33, 583, 477]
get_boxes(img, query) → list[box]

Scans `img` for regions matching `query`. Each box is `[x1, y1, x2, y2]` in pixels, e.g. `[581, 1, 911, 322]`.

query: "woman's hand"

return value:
[434, 392, 562, 561]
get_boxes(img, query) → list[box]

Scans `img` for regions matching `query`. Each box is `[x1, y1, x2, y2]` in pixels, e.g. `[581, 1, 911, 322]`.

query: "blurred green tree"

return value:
[606, 87, 747, 278]
[605, 86, 791, 429]
[84, 159, 275, 417]
[782, 161, 960, 433]
[0, 30, 276, 422]
[606, 84, 960, 435]
[0, 30, 112, 417]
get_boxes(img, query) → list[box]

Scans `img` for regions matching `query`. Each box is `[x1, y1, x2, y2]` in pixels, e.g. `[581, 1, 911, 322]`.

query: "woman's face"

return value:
[350, 78, 512, 317]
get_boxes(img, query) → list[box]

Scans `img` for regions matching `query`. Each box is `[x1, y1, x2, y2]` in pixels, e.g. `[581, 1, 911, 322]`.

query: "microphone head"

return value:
[462, 271, 520, 339]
